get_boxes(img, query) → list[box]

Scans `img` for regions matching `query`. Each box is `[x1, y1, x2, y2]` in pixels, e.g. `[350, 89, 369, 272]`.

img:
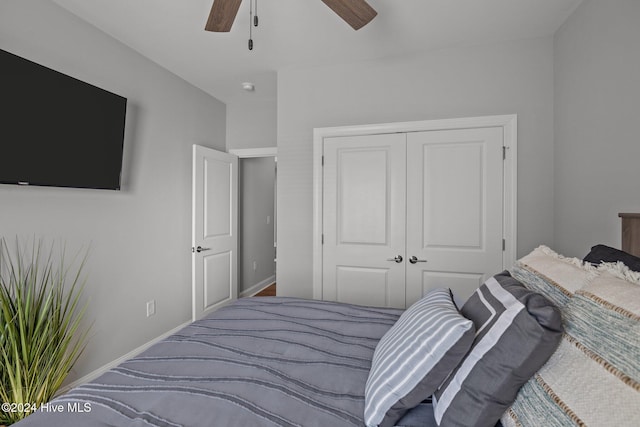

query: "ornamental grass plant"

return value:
[0, 238, 90, 425]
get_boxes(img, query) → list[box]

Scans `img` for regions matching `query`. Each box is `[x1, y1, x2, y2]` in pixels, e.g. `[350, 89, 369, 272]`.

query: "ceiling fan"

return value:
[205, 0, 378, 32]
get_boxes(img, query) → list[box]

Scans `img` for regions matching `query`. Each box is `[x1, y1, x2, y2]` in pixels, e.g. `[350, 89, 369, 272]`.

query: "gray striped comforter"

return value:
[15, 297, 403, 427]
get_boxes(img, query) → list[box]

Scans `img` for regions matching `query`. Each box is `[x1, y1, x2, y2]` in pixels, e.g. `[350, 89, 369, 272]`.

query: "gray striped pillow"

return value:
[364, 288, 475, 427]
[433, 271, 563, 427]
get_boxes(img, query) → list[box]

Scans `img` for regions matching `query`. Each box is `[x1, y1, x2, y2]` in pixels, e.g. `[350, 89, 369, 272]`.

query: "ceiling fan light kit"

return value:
[205, 0, 377, 50]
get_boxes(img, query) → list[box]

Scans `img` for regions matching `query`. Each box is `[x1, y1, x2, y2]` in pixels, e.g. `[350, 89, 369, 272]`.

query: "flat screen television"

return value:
[0, 48, 127, 190]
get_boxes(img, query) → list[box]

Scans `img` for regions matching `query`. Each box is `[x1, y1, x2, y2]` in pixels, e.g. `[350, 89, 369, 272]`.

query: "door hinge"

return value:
[503, 146, 507, 160]
[321, 155, 325, 166]
[321, 234, 324, 244]
[502, 239, 506, 251]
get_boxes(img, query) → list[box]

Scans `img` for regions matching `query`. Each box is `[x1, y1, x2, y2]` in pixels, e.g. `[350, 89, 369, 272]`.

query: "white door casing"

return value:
[192, 145, 238, 321]
[322, 133, 407, 308]
[313, 115, 517, 308]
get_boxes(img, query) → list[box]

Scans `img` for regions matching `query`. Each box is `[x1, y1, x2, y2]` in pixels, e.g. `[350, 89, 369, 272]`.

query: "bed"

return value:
[13, 297, 405, 426]
[11, 217, 640, 427]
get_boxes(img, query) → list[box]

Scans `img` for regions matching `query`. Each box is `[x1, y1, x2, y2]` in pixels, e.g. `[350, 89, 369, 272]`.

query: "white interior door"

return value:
[405, 127, 504, 306]
[192, 145, 238, 321]
[322, 134, 407, 308]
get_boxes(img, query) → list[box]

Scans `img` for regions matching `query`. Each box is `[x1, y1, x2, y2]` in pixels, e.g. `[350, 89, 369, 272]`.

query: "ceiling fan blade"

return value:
[320, 0, 377, 30]
[205, 0, 242, 32]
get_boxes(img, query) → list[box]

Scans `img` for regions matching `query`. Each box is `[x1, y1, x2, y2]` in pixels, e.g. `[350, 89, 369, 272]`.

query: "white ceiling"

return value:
[52, 0, 582, 104]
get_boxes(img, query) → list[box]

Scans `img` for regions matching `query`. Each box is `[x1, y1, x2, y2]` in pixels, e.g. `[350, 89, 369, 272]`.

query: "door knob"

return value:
[387, 255, 403, 263]
[409, 256, 427, 264]
[193, 246, 211, 253]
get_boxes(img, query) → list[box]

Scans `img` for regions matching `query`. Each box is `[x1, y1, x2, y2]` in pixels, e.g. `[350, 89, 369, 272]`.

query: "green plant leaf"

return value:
[0, 237, 91, 424]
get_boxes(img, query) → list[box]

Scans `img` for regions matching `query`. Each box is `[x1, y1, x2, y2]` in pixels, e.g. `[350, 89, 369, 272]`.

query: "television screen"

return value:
[0, 48, 127, 190]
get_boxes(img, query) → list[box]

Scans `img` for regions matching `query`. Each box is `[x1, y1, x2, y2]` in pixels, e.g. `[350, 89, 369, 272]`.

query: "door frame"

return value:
[229, 147, 277, 158]
[229, 147, 278, 297]
[312, 115, 518, 300]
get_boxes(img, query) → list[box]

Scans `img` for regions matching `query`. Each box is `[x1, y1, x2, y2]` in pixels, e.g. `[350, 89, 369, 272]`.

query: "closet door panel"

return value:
[405, 127, 504, 306]
[338, 149, 388, 245]
[322, 133, 406, 308]
[335, 266, 391, 307]
[422, 142, 484, 249]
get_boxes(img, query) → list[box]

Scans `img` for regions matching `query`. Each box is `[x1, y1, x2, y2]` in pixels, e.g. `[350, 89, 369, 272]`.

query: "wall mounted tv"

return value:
[0, 48, 127, 190]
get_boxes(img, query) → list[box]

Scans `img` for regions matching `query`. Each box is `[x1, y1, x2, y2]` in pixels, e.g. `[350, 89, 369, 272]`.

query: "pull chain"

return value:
[254, 0, 259, 27]
[248, 0, 253, 50]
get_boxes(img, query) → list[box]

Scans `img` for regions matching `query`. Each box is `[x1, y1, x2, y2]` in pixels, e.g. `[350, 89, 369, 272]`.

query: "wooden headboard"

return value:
[619, 213, 640, 257]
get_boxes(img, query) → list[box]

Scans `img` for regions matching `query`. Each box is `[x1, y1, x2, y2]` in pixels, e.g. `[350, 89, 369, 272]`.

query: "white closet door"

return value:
[322, 133, 407, 308]
[405, 127, 504, 306]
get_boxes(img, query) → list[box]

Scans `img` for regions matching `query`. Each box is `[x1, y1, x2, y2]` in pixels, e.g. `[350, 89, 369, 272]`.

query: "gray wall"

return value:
[277, 37, 555, 298]
[226, 97, 277, 150]
[554, 0, 640, 257]
[239, 157, 276, 294]
[0, 0, 226, 382]
[225, 70, 277, 151]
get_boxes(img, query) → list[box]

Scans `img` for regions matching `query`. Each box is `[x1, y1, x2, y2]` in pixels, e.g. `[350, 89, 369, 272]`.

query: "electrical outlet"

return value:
[253, 261, 257, 271]
[266, 215, 271, 225]
[146, 300, 156, 317]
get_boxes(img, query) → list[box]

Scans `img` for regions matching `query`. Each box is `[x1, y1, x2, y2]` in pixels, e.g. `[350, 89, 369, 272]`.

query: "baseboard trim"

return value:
[58, 320, 191, 395]
[239, 275, 276, 298]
